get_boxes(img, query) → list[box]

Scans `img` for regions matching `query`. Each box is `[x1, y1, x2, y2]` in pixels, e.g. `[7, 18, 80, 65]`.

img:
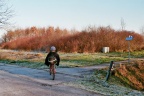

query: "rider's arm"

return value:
[55, 53, 60, 66]
[45, 53, 50, 66]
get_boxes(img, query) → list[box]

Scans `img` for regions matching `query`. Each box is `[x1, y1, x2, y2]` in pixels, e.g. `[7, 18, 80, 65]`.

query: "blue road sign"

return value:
[126, 36, 133, 41]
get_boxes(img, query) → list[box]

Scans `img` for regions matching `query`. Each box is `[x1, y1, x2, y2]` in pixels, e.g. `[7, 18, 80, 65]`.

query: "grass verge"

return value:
[0, 49, 127, 68]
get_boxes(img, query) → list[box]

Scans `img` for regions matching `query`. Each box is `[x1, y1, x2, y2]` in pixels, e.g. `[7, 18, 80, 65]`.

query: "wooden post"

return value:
[105, 61, 114, 81]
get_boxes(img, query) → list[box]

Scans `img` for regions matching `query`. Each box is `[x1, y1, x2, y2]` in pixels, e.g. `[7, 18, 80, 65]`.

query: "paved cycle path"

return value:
[0, 60, 127, 80]
[0, 63, 103, 96]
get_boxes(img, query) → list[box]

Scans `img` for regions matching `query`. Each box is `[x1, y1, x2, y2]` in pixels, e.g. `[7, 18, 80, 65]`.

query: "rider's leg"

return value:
[51, 64, 56, 74]
[50, 64, 52, 75]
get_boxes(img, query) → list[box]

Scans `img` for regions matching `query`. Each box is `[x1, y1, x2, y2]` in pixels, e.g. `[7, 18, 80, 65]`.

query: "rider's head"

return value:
[50, 46, 56, 52]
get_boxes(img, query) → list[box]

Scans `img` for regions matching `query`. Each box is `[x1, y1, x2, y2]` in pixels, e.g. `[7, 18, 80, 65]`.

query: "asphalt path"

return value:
[0, 63, 104, 96]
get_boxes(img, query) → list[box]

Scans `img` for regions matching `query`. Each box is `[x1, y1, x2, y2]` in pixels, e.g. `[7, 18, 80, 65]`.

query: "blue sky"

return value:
[1, 0, 144, 36]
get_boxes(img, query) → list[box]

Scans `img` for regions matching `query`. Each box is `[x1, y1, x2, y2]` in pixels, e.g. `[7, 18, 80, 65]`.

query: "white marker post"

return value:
[126, 35, 133, 63]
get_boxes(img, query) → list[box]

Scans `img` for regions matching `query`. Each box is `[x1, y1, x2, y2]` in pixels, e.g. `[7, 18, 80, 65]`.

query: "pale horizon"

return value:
[1, 0, 144, 36]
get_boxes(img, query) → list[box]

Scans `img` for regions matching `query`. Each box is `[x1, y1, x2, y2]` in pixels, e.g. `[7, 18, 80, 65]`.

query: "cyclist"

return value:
[45, 46, 60, 74]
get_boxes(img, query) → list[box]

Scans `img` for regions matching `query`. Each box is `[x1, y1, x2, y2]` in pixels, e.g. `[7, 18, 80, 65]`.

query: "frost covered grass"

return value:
[64, 69, 144, 96]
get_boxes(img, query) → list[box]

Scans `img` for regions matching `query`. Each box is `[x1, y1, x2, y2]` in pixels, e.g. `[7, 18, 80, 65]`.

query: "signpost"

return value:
[126, 35, 133, 63]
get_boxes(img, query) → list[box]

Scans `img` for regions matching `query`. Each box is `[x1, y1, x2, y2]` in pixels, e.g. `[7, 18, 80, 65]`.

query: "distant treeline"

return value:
[1, 26, 144, 52]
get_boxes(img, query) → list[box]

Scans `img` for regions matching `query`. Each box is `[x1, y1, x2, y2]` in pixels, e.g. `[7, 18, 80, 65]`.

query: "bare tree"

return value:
[0, 0, 13, 28]
[121, 17, 126, 31]
[140, 26, 144, 35]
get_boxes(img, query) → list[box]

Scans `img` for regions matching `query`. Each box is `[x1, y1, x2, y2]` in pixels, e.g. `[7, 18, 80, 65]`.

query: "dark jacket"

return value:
[45, 52, 60, 66]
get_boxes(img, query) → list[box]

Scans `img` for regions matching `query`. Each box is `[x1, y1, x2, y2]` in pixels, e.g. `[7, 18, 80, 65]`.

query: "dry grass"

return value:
[0, 49, 127, 68]
[0, 50, 45, 62]
[0, 54, 8, 60]
[114, 60, 144, 91]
